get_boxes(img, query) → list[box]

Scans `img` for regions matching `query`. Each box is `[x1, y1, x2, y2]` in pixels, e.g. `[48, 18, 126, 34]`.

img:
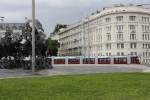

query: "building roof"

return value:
[58, 4, 150, 34]
[89, 5, 150, 20]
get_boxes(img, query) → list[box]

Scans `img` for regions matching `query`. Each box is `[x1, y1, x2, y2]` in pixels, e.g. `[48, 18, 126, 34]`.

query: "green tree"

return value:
[46, 38, 60, 56]
[22, 20, 47, 57]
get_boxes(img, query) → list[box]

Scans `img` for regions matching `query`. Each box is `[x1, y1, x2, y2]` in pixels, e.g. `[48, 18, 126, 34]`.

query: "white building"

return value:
[50, 32, 59, 41]
[0, 23, 25, 42]
[58, 4, 150, 64]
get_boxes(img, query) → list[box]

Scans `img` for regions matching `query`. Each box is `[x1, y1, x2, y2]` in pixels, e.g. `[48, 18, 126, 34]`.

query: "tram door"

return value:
[131, 57, 140, 64]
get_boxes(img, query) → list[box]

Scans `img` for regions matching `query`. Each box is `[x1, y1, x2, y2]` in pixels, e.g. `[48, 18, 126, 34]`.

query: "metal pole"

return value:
[82, 19, 86, 57]
[32, 0, 36, 73]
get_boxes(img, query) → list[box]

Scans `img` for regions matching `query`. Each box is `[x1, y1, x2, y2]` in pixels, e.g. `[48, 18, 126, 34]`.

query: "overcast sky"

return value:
[0, 0, 150, 37]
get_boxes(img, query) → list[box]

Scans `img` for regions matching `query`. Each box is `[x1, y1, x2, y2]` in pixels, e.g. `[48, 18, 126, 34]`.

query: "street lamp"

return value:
[32, 0, 36, 73]
[0, 17, 5, 22]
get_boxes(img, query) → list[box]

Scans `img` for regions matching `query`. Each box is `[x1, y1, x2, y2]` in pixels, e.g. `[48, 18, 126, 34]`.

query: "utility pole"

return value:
[82, 18, 87, 57]
[32, 0, 36, 73]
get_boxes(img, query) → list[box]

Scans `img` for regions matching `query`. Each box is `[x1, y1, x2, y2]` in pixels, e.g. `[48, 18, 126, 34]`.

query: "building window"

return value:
[117, 33, 123, 41]
[117, 52, 120, 56]
[142, 25, 150, 32]
[99, 35, 102, 42]
[129, 25, 136, 30]
[106, 52, 111, 56]
[0, 25, 4, 30]
[129, 16, 136, 21]
[130, 33, 136, 40]
[106, 33, 111, 41]
[105, 17, 111, 23]
[100, 45, 103, 50]
[106, 44, 111, 50]
[12, 26, 17, 30]
[130, 43, 137, 49]
[106, 26, 111, 31]
[131, 52, 137, 56]
[142, 25, 144, 31]
[143, 43, 150, 49]
[117, 43, 124, 49]
[109, 53, 111, 56]
[142, 34, 150, 40]
[116, 25, 123, 32]
[143, 52, 150, 58]
[143, 52, 145, 57]
[121, 44, 124, 49]
[117, 52, 124, 56]
[121, 52, 124, 56]
[116, 16, 123, 22]
[142, 17, 149, 22]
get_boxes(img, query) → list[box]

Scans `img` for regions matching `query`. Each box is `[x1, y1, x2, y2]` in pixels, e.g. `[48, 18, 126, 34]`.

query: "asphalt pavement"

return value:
[0, 64, 150, 79]
[39, 64, 150, 75]
[0, 69, 32, 79]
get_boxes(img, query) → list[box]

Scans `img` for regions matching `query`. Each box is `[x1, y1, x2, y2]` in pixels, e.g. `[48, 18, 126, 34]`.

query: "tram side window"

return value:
[91, 58, 95, 62]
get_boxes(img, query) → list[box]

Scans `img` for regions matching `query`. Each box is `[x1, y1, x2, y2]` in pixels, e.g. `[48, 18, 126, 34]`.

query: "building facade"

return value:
[0, 23, 25, 43]
[58, 4, 150, 64]
[50, 33, 59, 40]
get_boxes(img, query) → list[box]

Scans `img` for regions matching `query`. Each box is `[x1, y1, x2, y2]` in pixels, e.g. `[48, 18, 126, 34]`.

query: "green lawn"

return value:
[0, 73, 150, 100]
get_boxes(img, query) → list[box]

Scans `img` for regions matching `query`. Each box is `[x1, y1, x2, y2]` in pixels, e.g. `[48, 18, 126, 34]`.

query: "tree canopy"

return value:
[0, 20, 47, 60]
[0, 20, 61, 60]
[46, 38, 60, 56]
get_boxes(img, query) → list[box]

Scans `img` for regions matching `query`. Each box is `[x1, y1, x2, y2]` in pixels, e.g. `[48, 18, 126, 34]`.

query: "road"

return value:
[38, 64, 150, 75]
[0, 64, 150, 79]
[0, 69, 32, 79]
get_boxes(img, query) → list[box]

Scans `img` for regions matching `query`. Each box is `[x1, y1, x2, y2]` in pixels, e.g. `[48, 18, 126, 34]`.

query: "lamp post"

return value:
[81, 19, 85, 57]
[0, 17, 4, 22]
[32, 0, 36, 73]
